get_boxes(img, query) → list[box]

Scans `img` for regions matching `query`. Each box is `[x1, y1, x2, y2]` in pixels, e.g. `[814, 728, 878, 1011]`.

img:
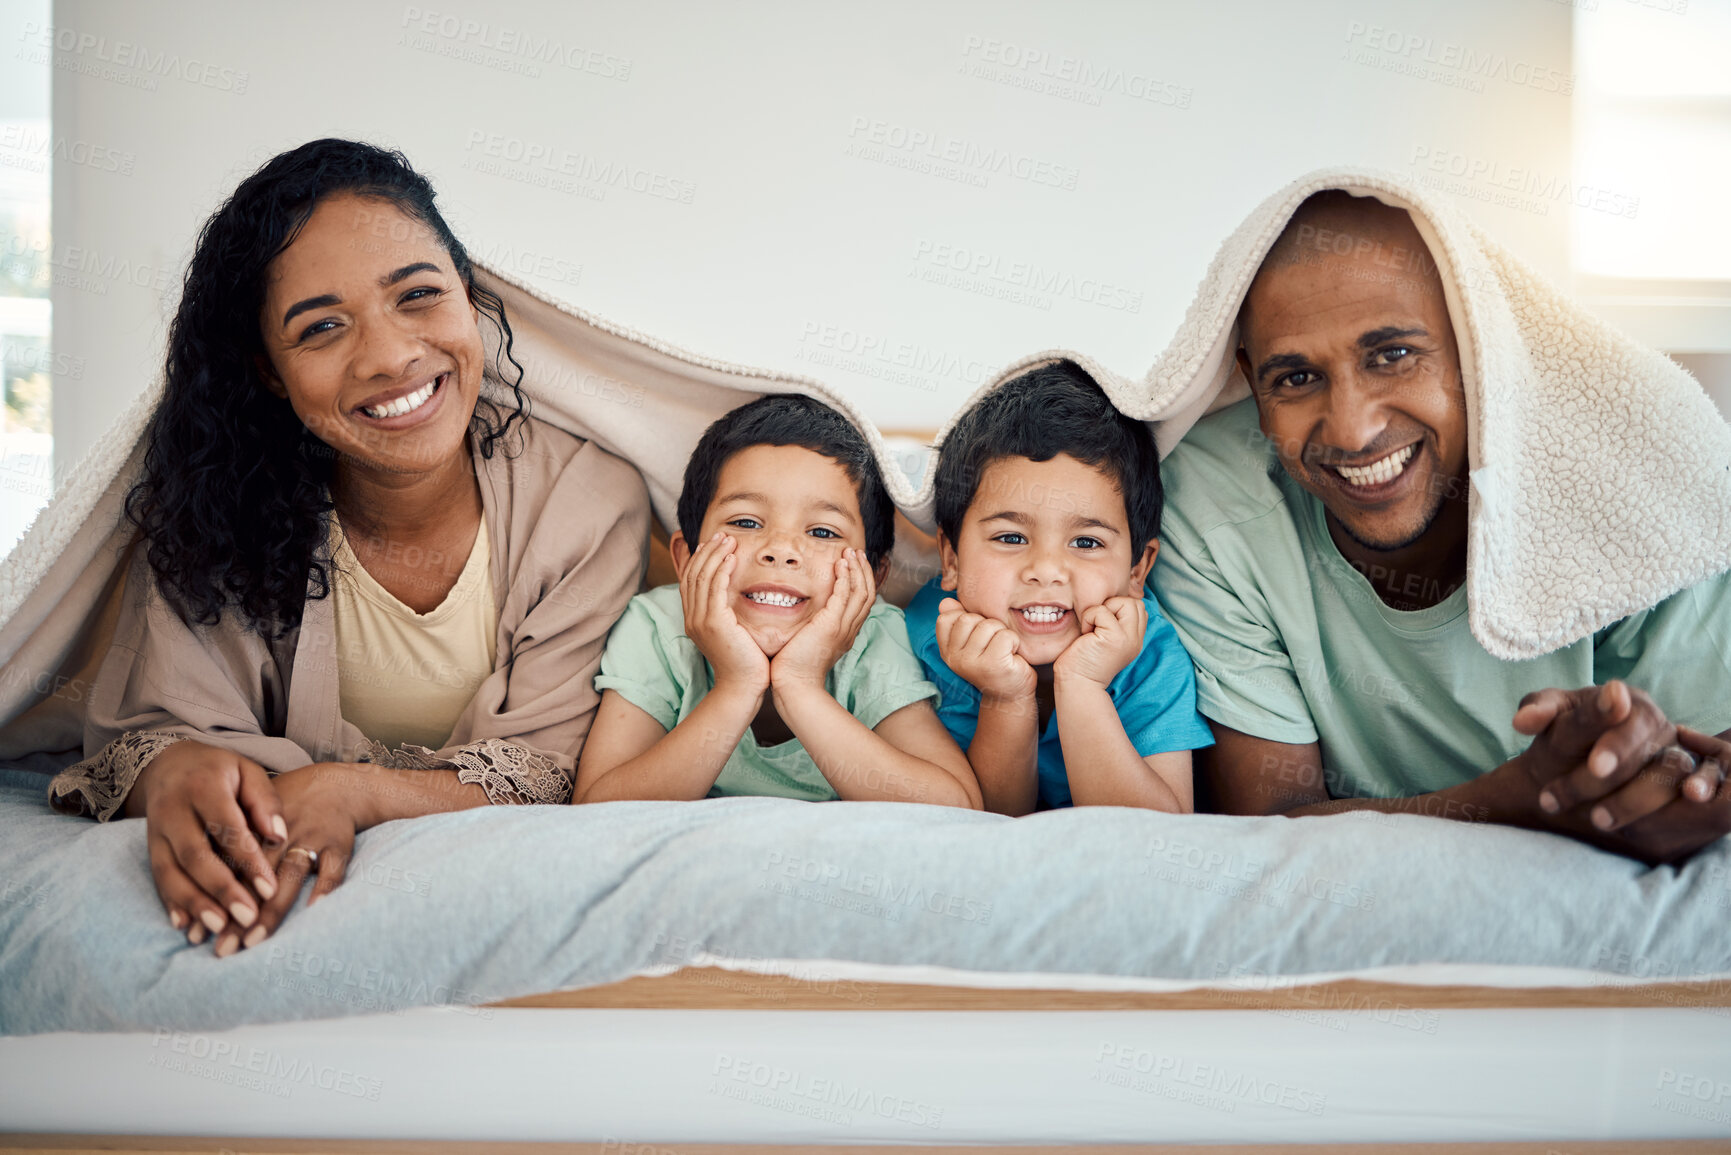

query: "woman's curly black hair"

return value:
[127, 138, 529, 637]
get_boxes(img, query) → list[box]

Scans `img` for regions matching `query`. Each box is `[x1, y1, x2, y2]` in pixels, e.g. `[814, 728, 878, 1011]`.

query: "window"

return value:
[1573, 0, 1731, 414]
[0, 0, 52, 552]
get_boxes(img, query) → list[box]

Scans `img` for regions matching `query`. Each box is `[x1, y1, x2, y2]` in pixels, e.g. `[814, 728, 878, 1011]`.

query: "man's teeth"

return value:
[745, 591, 802, 607]
[363, 377, 439, 419]
[1334, 444, 1417, 488]
[1018, 606, 1066, 624]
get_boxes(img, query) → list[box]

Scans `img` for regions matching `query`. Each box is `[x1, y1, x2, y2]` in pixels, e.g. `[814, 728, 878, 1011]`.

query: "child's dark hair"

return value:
[677, 394, 896, 567]
[934, 360, 1162, 550]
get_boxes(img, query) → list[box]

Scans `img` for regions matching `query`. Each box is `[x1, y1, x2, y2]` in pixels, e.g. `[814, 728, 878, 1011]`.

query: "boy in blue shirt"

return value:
[905, 360, 1212, 814]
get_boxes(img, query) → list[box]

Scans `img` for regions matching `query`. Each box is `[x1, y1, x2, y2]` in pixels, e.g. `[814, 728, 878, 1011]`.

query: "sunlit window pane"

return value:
[1573, 2, 1731, 279]
[0, 0, 52, 554]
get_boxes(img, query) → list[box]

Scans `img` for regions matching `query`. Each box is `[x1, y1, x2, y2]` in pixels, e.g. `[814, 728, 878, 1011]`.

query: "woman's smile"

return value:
[354, 371, 449, 427]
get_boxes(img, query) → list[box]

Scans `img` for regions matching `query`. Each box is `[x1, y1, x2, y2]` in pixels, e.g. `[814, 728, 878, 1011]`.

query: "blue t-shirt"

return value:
[903, 577, 1214, 808]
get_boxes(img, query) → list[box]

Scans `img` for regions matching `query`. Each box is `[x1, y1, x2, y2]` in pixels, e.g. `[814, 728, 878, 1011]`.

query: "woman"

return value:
[49, 139, 650, 957]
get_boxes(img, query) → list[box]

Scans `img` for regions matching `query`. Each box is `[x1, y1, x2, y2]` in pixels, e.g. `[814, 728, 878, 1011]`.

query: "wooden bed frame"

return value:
[494, 966, 1731, 1011]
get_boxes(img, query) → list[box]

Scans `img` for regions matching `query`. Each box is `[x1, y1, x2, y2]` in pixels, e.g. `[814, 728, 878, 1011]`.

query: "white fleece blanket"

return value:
[2, 165, 1725, 734]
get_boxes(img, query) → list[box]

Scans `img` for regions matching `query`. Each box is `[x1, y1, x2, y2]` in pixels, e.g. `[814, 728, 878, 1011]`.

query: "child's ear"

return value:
[937, 531, 960, 592]
[669, 531, 693, 580]
[871, 553, 891, 589]
[1129, 538, 1160, 591]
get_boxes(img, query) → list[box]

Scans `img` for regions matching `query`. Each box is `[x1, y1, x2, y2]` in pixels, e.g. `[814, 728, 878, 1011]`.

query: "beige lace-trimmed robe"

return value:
[48, 416, 650, 819]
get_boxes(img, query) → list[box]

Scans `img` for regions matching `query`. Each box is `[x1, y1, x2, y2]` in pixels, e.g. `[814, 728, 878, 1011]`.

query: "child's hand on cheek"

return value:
[770, 549, 876, 692]
[1053, 595, 1146, 689]
[681, 534, 771, 695]
[936, 597, 1036, 702]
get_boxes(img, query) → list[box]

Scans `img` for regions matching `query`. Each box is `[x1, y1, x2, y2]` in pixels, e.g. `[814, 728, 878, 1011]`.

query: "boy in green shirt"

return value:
[574, 395, 981, 809]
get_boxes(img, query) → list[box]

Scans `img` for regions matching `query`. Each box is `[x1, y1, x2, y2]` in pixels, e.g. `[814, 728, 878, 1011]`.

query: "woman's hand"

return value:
[219, 762, 363, 956]
[681, 533, 771, 696]
[771, 549, 875, 693]
[127, 739, 286, 947]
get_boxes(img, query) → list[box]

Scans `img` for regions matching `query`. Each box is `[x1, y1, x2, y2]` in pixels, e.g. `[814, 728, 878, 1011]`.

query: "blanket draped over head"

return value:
[1, 166, 1728, 761]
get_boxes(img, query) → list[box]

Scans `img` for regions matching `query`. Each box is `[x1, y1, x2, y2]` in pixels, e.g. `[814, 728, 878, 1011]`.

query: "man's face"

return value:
[1236, 220, 1468, 553]
[938, 453, 1156, 668]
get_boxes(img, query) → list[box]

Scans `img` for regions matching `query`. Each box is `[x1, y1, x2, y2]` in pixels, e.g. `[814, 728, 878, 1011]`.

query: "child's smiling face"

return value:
[939, 453, 1157, 668]
[677, 444, 870, 656]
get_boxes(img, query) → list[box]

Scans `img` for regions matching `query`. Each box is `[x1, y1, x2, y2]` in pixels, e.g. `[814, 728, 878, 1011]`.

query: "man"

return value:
[1153, 190, 1731, 864]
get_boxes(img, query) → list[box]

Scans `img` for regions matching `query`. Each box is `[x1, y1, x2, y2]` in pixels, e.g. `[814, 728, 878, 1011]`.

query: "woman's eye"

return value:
[297, 318, 339, 343]
[1372, 345, 1413, 367]
[808, 527, 840, 539]
[991, 532, 1027, 546]
[1275, 370, 1317, 390]
[402, 286, 443, 305]
[1071, 536, 1103, 550]
[726, 518, 761, 531]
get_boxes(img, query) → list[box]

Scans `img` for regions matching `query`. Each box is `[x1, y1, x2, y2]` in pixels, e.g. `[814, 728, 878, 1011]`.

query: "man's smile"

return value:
[1311, 439, 1426, 506]
[1328, 442, 1418, 488]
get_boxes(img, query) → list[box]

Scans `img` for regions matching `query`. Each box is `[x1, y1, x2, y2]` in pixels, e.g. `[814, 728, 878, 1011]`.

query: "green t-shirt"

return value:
[593, 584, 939, 801]
[1152, 398, 1731, 799]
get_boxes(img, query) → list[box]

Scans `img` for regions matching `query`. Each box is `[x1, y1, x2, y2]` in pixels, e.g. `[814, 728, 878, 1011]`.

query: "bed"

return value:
[2, 756, 1729, 1148]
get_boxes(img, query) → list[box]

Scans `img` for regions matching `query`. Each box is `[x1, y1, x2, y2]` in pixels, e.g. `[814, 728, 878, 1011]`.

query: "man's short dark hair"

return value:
[677, 393, 896, 567]
[933, 360, 1162, 551]
[1242, 190, 1433, 347]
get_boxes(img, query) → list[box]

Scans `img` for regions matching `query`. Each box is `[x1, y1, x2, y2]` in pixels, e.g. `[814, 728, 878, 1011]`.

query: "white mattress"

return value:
[4, 1002, 1729, 1143]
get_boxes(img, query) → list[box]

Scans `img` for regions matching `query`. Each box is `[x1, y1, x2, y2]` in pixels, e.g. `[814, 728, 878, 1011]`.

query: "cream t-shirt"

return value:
[331, 516, 498, 752]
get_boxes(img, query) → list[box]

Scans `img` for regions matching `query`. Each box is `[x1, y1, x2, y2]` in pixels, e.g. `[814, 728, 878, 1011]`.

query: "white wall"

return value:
[37, 0, 1587, 475]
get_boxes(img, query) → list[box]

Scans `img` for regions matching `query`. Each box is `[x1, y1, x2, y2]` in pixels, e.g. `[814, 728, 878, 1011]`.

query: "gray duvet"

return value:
[2, 764, 1727, 1036]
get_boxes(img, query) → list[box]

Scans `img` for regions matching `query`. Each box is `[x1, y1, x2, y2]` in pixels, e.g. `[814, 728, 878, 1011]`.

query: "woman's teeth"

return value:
[1018, 605, 1066, 624]
[746, 591, 802, 607]
[1334, 444, 1417, 488]
[363, 377, 439, 419]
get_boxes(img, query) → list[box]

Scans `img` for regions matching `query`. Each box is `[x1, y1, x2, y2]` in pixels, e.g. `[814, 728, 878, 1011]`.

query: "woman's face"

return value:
[257, 192, 484, 477]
